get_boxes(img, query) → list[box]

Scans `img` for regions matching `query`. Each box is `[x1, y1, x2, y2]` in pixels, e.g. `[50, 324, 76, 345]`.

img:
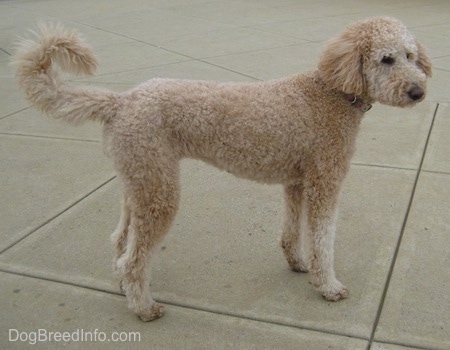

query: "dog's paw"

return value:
[119, 280, 125, 294]
[137, 302, 165, 322]
[321, 286, 349, 301]
[285, 256, 309, 273]
[314, 279, 349, 301]
[290, 261, 309, 273]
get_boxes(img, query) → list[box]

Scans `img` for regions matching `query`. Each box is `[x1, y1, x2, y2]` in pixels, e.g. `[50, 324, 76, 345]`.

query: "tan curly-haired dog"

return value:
[13, 16, 431, 321]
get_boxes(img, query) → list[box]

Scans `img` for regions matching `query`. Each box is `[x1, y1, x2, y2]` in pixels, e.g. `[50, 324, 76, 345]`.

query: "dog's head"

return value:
[318, 17, 432, 107]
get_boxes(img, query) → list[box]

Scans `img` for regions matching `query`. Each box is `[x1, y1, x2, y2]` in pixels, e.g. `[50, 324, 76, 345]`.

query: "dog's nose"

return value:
[408, 86, 425, 101]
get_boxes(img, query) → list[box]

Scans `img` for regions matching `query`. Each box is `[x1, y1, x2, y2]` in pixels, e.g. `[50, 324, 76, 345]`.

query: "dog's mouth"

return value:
[396, 95, 426, 108]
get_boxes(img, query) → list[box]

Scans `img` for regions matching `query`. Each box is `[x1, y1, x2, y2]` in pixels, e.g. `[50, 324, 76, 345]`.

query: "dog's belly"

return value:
[191, 147, 304, 185]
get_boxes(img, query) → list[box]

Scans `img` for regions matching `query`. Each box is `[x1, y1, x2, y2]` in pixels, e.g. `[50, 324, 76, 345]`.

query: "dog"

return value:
[13, 16, 431, 321]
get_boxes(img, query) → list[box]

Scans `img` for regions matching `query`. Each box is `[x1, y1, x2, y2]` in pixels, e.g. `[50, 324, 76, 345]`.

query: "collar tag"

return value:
[345, 94, 372, 112]
[361, 103, 372, 112]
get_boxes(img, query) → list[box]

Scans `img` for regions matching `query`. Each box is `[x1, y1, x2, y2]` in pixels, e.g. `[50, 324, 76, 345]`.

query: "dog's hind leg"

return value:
[115, 162, 180, 321]
[305, 175, 349, 301]
[281, 183, 309, 273]
[111, 199, 131, 282]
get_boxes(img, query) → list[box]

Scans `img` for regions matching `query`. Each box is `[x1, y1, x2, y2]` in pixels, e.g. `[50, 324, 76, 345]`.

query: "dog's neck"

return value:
[343, 94, 372, 112]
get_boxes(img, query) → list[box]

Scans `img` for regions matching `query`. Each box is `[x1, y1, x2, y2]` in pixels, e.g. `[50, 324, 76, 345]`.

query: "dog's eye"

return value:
[406, 53, 413, 60]
[381, 56, 395, 65]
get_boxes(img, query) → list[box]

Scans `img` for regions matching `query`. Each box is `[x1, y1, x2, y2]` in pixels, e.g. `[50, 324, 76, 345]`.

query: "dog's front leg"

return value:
[281, 183, 310, 273]
[305, 180, 349, 301]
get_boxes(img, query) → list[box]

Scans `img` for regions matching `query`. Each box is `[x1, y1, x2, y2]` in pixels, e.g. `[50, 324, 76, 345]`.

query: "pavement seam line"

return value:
[0, 176, 116, 255]
[0, 269, 368, 343]
[0, 107, 31, 120]
[373, 338, 442, 350]
[0, 132, 100, 143]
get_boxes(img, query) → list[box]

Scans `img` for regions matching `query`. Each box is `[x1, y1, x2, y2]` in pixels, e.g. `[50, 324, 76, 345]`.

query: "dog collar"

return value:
[344, 94, 372, 112]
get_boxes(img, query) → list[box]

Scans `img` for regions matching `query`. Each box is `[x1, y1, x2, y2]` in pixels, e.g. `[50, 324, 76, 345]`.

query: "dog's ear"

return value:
[318, 30, 366, 95]
[416, 40, 432, 77]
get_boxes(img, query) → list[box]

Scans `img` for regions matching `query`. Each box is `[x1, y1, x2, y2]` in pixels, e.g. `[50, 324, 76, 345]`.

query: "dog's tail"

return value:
[12, 23, 118, 124]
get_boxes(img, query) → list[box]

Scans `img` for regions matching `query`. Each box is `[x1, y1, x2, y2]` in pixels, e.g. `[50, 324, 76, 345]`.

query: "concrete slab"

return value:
[0, 80, 29, 119]
[89, 41, 189, 77]
[163, 1, 303, 27]
[0, 4, 54, 47]
[75, 60, 257, 86]
[412, 30, 450, 63]
[0, 55, 14, 80]
[339, 3, 450, 29]
[0, 108, 102, 141]
[150, 27, 307, 59]
[374, 172, 450, 350]
[59, 23, 136, 50]
[0, 135, 114, 252]
[385, 4, 450, 30]
[163, 0, 396, 27]
[251, 16, 354, 43]
[0, 160, 416, 339]
[204, 42, 322, 80]
[0, 272, 368, 350]
[423, 103, 450, 173]
[79, 8, 235, 44]
[353, 102, 436, 169]
[426, 69, 450, 104]
[371, 343, 425, 350]
[4, 0, 135, 22]
[0, 180, 120, 292]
